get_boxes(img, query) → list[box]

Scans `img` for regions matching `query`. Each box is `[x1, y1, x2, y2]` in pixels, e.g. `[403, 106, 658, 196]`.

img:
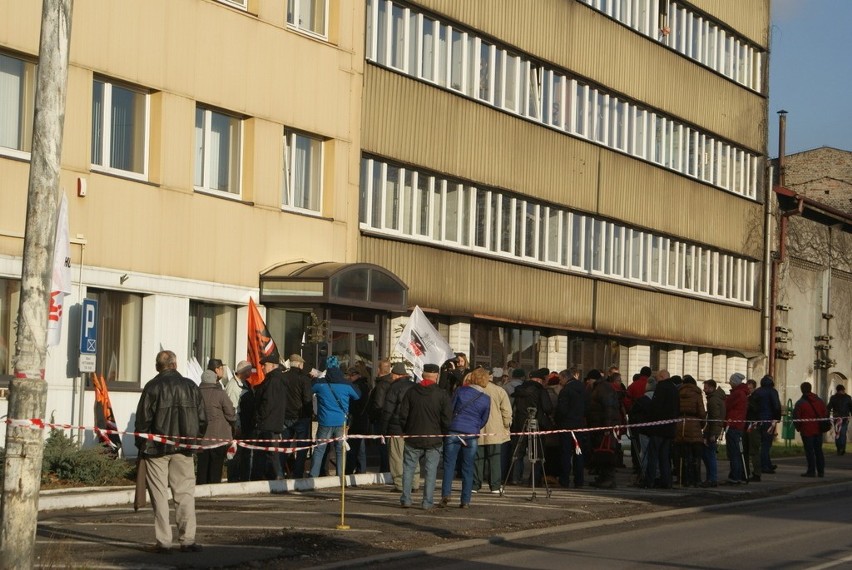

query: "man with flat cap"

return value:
[252, 354, 287, 480]
[281, 354, 313, 478]
[398, 363, 452, 509]
[381, 363, 420, 492]
[509, 367, 553, 485]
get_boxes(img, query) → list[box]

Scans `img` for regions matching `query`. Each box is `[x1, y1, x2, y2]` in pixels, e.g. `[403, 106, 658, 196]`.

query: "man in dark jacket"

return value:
[345, 367, 371, 474]
[701, 379, 725, 487]
[752, 375, 782, 474]
[509, 368, 553, 485]
[369, 359, 392, 471]
[555, 367, 587, 488]
[281, 353, 313, 478]
[587, 370, 622, 489]
[828, 385, 852, 455]
[398, 364, 452, 509]
[252, 354, 287, 480]
[382, 363, 419, 491]
[645, 370, 678, 489]
[135, 350, 207, 553]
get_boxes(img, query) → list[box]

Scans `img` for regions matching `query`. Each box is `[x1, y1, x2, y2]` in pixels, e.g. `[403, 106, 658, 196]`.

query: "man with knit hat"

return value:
[509, 367, 553, 485]
[724, 372, 748, 485]
[398, 363, 452, 509]
[309, 356, 361, 478]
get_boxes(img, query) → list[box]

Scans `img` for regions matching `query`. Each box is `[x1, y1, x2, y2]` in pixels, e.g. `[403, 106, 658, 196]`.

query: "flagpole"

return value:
[336, 419, 350, 531]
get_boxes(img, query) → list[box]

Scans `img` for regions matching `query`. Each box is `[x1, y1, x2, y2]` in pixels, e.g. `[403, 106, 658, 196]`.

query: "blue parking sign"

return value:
[79, 299, 98, 354]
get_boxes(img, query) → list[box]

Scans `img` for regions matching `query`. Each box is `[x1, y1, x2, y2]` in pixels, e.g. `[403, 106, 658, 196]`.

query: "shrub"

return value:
[41, 429, 133, 486]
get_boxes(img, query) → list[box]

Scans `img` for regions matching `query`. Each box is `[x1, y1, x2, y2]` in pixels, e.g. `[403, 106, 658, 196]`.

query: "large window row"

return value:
[365, 0, 761, 201]
[1, 50, 325, 215]
[579, 0, 764, 92]
[359, 156, 757, 306]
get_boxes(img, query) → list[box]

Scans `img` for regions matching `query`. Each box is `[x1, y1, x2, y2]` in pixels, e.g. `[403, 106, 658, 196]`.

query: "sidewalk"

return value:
[35, 452, 852, 569]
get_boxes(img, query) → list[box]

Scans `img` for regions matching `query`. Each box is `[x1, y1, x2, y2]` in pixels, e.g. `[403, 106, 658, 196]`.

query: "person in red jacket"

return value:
[626, 366, 652, 475]
[793, 382, 827, 478]
[723, 373, 748, 484]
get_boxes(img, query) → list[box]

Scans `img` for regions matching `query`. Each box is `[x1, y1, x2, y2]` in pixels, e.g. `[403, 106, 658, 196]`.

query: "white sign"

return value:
[79, 354, 96, 373]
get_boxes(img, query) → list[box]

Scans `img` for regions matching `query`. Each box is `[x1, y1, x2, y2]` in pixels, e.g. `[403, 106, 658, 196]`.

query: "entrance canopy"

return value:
[259, 262, 408, 312]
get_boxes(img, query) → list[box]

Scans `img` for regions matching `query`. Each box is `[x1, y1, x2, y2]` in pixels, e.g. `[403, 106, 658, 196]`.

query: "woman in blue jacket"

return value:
[440, 367, 491, 508]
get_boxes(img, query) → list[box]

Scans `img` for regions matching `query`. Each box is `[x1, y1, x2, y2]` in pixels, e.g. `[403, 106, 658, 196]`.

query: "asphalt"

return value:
[34, 450, 852, 569]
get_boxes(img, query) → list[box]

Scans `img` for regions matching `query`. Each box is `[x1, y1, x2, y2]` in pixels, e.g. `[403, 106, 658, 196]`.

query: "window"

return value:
[86, 289, 143, 385]
[359, 155, 758, 305]
[0, 278, 20, 378]
[188, 301, 236, 369]
[283, 130, 323, 213]
[287, 0, 328, 38]
[91, 78, 148, 177]
[0, 52, 35, 156]
[195, 106, 241, 196]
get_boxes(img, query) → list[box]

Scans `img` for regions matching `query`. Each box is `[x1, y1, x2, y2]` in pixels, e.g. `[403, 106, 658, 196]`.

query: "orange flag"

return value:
[92, 373, 121, 450]
[247, 298, 279, 387]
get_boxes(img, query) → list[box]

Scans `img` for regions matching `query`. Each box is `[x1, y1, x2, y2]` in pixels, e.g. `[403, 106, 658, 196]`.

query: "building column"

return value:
[727, 355, 747, 381]
[712, 353, 728, 384]
[625, 343, 650, 382]
[683, 349, 699, 379]
[142, 294, 190, 375]
[448, 319, 470, 356]
[538, 333, 568, 372]
[666, 347, 684, 377]
[698, 351, 714, 382]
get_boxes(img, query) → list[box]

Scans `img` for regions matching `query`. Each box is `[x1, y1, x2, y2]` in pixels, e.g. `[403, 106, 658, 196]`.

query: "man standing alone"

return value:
[793, 382, 827, 478]
[135, 350, 207, 553]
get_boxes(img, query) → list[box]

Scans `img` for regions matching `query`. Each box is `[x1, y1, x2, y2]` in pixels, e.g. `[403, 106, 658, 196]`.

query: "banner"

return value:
[47, 192, 71, 347]
[92, 373, 122, 452]
[247, 298, 279, 387]
[394, 306, 455, 379]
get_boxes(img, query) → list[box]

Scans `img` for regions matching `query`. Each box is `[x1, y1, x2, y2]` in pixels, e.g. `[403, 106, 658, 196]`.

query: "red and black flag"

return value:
[247, 298, 279, 387]
[92, 373, 122, 453]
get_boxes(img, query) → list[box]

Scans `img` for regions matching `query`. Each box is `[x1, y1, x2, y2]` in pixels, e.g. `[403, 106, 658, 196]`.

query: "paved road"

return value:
[373, 493, 852, 570]
[33, 453, 852, 569]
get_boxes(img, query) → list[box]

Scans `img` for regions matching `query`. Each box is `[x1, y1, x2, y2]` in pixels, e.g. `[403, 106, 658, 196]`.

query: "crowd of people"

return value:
[133, 349, 850, 550]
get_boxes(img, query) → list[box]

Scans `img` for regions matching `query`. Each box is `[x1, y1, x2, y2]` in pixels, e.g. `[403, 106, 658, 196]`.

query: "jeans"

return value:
[702, 438, 718, 482]
[838, 420, 849, 453]
[645, 436, 672, 488]
[759, 423, 775, 471]
[309, 425, 345, 478]
[252, 431, 284, 480]
[401, 445, 441, 508]
[442, 433, 479, 505]
[802, 434, 825, 475]
[474, 443, 502, 491]
[558, 432, 585, 487]
[725, 429, 745, 482]
[282, 418, 311, 479]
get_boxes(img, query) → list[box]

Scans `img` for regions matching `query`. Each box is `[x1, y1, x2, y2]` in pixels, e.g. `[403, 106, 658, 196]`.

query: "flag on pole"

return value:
[92, 373, 122, 452]
[185, 356, 203, 385]
[247, 298, 279, 387]
[47, 192, 71, 347]
[394, 306, 455, 379]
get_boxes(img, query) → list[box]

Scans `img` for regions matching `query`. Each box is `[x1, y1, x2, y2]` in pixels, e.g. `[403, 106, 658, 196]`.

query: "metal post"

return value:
[0, 1, 73, 568]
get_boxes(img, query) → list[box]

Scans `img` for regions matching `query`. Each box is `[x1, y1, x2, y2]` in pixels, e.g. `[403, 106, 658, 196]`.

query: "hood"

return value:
[760, 376, 774, 388]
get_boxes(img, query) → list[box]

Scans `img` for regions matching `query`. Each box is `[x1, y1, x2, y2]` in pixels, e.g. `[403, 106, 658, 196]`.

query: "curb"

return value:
[307, 480, 852, 570]
[38, 472, 392, 511]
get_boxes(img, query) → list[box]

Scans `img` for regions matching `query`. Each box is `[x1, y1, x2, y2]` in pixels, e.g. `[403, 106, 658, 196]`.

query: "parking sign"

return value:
[79, 299, 98, 373]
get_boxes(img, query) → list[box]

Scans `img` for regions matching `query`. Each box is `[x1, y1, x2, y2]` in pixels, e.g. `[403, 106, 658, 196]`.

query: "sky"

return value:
[767, 0, 852, 157]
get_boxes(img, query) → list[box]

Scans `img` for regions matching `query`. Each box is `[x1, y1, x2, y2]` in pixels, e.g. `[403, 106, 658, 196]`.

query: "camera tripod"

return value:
[502, 409, 552, 501]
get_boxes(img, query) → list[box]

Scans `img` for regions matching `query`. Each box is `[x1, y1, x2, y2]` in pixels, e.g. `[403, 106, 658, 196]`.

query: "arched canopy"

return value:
[259, 262, 408, 311]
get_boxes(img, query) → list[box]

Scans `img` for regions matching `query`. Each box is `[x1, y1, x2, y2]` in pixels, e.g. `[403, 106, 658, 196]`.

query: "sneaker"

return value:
[179, 543, 202, 553]
[400, 502, 412, 508]
[437, 496, 449, 508]
[723, 479, 741, 486]
[490, 489, 502, 494]
[471, 489, 478, 494]
[460, 503, 470, 509]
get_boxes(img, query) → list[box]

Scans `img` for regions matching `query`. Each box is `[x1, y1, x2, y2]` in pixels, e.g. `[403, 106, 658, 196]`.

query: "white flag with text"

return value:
[394, 306, 455, 379]
[47, 193, 71, 347]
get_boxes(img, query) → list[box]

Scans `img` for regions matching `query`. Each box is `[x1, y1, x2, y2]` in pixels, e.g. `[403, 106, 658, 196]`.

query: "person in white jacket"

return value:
[474, 368, 513, 493]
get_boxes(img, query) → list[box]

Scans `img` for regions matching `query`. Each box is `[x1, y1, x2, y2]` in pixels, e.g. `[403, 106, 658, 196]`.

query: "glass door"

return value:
[329, 325, 378, 380]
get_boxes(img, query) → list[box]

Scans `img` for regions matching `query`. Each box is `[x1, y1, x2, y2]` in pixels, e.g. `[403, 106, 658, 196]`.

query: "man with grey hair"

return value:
[281, 353, 313, 478]
[135, 350, 207, 553]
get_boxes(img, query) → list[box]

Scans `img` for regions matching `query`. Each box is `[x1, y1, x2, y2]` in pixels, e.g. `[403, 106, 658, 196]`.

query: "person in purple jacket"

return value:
[439, 367, 491, 508]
